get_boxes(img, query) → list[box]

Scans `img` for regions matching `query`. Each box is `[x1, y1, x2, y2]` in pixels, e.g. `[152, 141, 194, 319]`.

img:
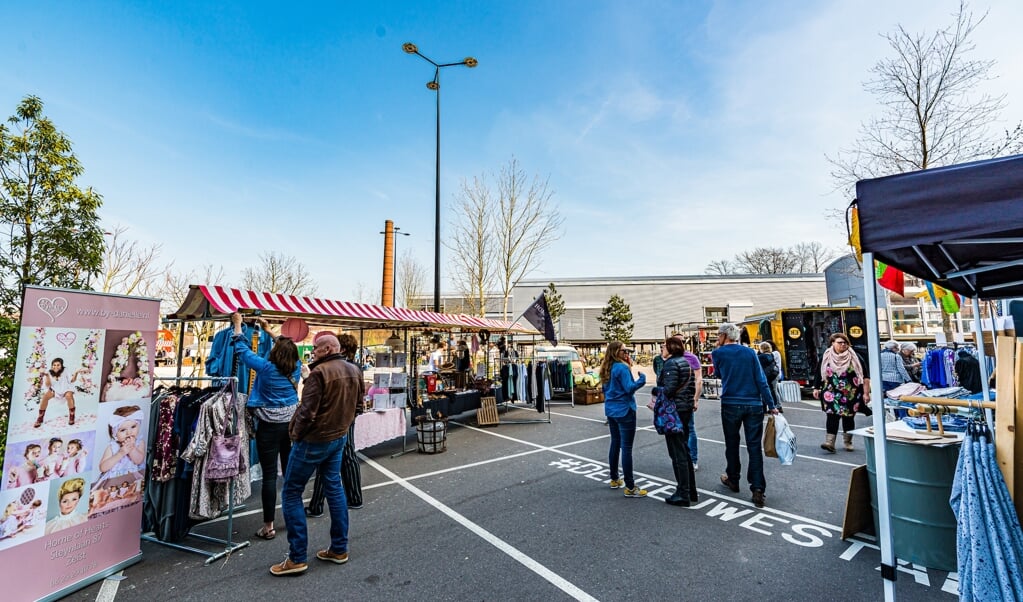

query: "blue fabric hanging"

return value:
[950, 420, 1023, 600]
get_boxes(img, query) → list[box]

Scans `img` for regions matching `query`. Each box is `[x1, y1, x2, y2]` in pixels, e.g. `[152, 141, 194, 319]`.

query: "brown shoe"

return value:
[720, 474, 740, 493]
[752, 490, 766, 508]
[315, 549, 349, 564]
[269, 557, 308, 576]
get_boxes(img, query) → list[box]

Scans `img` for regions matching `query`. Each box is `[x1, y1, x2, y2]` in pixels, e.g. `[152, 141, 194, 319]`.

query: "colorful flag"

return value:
[848, 205, 862, 262]
[874, 261, 904, 297]
[915, 281, 962, 314]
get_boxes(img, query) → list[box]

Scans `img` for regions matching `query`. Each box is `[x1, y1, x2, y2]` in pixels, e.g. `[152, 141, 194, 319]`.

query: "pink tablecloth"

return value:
[354, 409, 406, 451]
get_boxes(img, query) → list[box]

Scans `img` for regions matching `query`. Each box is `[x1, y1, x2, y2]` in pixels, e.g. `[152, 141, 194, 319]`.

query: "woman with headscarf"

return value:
[812, 332, 871, 453]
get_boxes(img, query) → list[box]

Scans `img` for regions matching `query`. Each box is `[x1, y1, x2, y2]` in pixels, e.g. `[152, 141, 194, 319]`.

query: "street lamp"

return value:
[403, 42, 478, 313]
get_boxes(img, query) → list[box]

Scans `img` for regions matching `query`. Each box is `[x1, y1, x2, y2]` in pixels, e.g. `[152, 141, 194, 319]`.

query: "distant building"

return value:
[511, 274, 828, 347]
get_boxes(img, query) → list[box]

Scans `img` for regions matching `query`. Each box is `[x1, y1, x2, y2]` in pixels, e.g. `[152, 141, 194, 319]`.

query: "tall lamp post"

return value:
[403, 42, 478, 313]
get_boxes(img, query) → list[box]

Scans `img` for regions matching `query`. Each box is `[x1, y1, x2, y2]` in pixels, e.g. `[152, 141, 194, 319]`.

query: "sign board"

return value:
[0, 286, 158, 601]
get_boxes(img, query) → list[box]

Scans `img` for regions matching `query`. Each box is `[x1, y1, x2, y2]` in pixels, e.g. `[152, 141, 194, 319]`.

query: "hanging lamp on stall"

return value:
[385, 330, 405, 351]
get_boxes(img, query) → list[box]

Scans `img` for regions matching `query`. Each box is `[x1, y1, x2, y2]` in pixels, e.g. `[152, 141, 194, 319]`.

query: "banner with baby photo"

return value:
[0, 285, 158, 602]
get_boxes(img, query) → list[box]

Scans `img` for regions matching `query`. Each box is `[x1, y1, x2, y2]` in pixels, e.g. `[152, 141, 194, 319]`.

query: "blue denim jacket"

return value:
[232, 334, 301, 409]
[602, 362, 646, 418]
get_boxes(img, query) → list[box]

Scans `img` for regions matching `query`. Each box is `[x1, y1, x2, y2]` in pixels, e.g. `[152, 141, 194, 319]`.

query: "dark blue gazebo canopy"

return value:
[856, 154, 1023, 299]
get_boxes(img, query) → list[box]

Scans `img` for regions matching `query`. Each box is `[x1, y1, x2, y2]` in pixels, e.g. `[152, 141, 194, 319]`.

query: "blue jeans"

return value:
[607, 410, 638, 488]
[687, 412, 698, 463]
[720, 404, 766, 492]
[281, 437, 348, 563]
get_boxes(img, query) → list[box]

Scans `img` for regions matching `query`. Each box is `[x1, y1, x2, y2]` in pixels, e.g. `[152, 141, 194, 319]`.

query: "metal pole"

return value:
[863, 252, 897, 601]
[434, 72, 441, 313]
[970, 296, 995, 427]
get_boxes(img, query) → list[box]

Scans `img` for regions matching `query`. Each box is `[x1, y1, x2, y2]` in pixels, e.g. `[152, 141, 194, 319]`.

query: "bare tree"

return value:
[704, 259, 736, 275]
[350, 280, 371, 303]
[94, 225, 170, 296]
[493, 157, 564, 319]
[734, 247, 798, 274]
[790, 241, 838, 273]
[830, 1, 1022, 337]
[447, 174, 497, 317]
[830, 1, 1022, 193]
[396, 248, 426, 309]
[159, 264, 228, 375]
[241, 251, 317, 296]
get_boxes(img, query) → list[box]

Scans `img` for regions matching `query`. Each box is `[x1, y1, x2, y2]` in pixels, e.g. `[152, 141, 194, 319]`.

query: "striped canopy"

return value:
[167, 284, 531, 333]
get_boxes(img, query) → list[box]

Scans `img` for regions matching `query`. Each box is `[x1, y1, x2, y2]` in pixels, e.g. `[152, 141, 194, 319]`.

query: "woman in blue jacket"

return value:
[600, 341, 647, 498]
[230, 313, 301, 540]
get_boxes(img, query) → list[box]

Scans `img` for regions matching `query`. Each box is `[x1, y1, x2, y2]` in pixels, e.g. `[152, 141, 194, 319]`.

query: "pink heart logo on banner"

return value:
[56, 331, 77, 348]
[37, 297, 69, 322]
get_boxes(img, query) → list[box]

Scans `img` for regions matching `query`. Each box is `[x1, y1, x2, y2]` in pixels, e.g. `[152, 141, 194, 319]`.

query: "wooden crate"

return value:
[476, 396, 499, 426]
[576, 388, 604, 405]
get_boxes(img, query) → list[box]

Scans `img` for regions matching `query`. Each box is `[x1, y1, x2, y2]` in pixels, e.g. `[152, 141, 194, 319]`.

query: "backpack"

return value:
[758, 352, 779, 382]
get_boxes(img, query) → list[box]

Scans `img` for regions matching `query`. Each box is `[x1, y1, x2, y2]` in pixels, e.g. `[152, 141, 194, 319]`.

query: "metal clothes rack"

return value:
[141, 376, 250, 565]
[494, 347, 554, 424]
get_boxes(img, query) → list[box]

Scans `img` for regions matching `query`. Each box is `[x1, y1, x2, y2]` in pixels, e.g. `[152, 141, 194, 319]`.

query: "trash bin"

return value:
[863, 433, 960, 571]
[416, 418, 448, 454]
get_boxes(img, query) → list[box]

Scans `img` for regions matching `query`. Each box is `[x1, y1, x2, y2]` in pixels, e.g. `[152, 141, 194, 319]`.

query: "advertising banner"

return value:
[1, 286, 158, 601]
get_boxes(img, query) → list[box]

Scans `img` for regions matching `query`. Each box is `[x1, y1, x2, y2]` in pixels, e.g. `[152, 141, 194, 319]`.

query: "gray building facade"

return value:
[512, 274, 828, 345]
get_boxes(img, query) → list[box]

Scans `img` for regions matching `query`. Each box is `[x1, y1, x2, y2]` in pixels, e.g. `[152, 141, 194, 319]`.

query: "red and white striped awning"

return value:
[167, 284, 533, 333]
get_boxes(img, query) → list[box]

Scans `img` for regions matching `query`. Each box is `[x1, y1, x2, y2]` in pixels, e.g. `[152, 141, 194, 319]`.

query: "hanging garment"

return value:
[180, 389, 251, 520]
[205, 326, 273, 393]
[950, 420, 1023, 599]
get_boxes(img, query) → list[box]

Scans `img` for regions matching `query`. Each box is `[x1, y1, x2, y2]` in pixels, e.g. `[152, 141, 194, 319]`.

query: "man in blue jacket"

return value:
[711, 323, 779, 509]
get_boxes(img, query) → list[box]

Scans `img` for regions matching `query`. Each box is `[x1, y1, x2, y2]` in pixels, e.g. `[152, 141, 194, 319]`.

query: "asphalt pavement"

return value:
[63, 385, 958, 601]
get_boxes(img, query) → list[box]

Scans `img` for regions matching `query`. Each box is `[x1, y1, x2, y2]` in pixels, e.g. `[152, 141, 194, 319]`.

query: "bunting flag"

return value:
[874, 261, 905, 297]
[848, 205, 862, 262]
[916, 282, 962, 314]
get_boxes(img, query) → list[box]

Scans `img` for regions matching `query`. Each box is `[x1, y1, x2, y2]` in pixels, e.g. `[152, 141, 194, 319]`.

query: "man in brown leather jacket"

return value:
[271, 334, 365, 576]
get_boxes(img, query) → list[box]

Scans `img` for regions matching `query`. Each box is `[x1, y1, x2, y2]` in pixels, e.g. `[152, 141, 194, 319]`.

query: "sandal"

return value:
[255, 527, 276, 540]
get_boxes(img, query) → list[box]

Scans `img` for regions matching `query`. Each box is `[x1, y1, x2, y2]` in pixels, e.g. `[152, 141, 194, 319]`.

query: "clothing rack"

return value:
[140, 375, 250, 565]
[901, 395, 997, 437]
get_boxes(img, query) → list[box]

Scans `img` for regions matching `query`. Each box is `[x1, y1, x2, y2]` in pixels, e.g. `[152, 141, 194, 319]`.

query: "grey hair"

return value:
[900, 342, 917, 353]
[883, 340, 900, 351]
[718, 323, 741, 343]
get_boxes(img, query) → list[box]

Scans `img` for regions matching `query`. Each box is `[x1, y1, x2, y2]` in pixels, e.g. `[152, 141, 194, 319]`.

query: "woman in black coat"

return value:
[656, 335, 698, 506]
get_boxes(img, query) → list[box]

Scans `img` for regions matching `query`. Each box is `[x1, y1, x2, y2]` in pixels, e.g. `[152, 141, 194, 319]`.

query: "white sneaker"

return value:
[692, 463, 699, 471]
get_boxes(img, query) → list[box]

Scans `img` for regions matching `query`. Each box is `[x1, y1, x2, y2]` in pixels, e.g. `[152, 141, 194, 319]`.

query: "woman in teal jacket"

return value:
[600, 341, 647, 498]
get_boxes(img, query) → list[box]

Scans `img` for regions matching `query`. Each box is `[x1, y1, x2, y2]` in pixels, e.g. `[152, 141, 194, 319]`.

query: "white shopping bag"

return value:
[774, 413, 797, 465]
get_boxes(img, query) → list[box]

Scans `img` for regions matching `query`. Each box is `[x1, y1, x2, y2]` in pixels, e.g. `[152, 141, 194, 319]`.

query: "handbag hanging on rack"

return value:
[204, 397, 243, 481]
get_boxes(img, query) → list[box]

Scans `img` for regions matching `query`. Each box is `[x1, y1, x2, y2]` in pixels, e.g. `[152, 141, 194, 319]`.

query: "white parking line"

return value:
[361, 455, 600, 602]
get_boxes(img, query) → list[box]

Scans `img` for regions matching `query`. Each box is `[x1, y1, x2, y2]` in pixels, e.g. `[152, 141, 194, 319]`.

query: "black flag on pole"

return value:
[521, 293, 557, 345]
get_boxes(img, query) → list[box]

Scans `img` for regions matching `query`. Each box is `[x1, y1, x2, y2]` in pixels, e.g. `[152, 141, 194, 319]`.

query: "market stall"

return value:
[855, 153, 1023, 600]
[167, 284, 538, 428]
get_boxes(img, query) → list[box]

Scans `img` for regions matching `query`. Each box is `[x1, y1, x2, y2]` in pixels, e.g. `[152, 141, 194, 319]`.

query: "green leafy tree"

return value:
[543, 282, 565, 339]
[0, 95, 105, 460]
[597, 294, 633, 344]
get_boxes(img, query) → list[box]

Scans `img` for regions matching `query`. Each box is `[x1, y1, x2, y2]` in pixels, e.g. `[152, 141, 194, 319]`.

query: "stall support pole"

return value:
[863, 252, 897, 601]
[971, 297, 996, 429]
[390, 328, 414, 459]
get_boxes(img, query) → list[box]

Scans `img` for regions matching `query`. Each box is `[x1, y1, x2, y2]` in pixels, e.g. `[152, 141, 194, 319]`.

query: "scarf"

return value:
[820, 347, 864, 382]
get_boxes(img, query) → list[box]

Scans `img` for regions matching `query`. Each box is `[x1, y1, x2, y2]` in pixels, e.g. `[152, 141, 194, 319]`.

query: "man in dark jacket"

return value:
[271, 334, 365, 576]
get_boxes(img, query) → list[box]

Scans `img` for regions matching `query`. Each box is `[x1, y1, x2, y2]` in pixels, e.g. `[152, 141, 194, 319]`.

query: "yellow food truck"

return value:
[740, 307, 870, 386]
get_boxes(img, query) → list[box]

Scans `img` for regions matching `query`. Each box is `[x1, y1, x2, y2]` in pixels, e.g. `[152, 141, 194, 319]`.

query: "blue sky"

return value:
[2, 0, 1021, 304]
